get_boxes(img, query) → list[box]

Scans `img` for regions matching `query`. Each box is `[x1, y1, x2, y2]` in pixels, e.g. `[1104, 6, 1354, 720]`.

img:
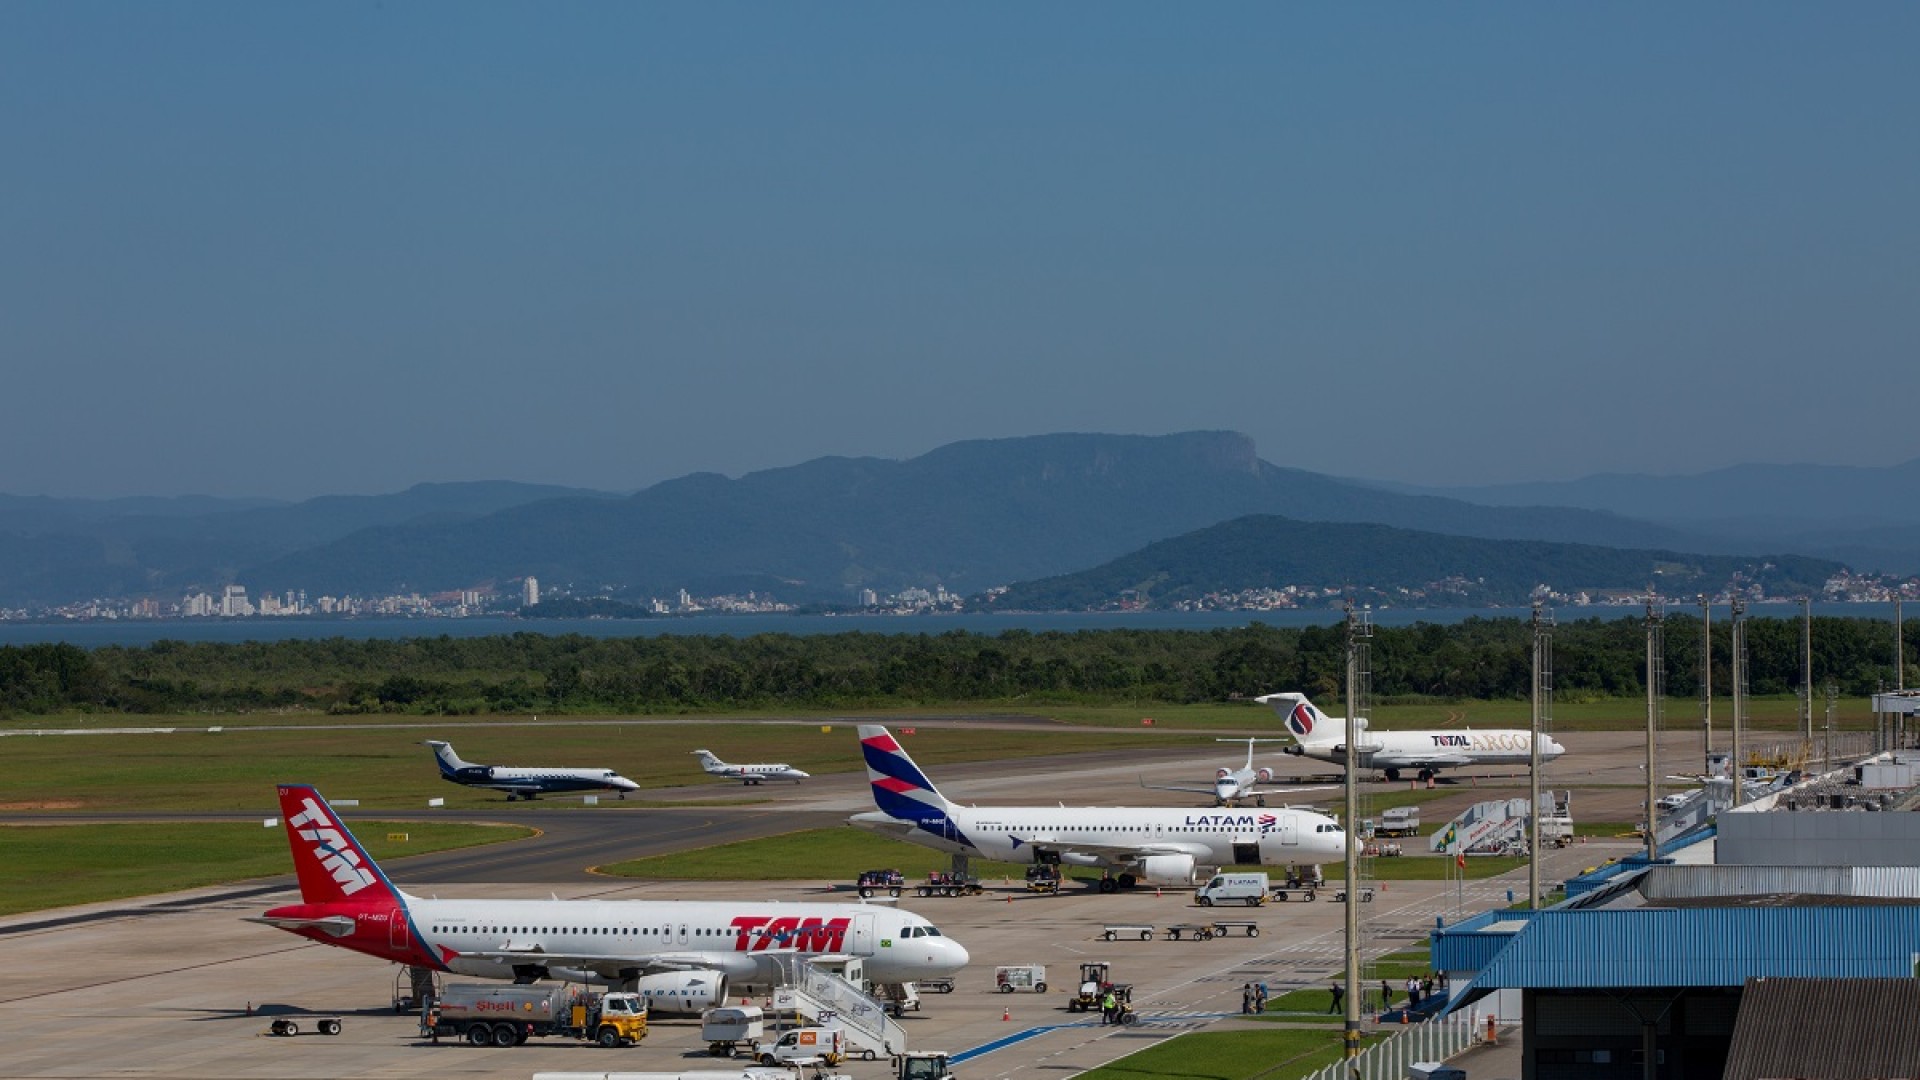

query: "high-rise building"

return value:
[522, 577, 540, 607]
[220, 585, 252, 617]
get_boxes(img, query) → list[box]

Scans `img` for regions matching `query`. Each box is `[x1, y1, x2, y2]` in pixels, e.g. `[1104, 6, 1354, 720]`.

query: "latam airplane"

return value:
[249, 785, 969, 1014]
[848, 725, 1347, 893]
[426, 740, 639, 801]
[1141, 737, 1315, 806]
[692, 749, 810, 785]
[1260, 692, 1567, 782]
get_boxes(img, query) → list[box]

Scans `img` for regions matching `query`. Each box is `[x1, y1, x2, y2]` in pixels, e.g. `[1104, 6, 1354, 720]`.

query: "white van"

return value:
[754, 1027, 845, 1066]
[1196, 872, 1269, 907]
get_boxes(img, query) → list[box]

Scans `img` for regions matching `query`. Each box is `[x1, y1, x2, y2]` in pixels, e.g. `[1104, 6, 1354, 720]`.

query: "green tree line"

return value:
[1, 615, 1912, 717]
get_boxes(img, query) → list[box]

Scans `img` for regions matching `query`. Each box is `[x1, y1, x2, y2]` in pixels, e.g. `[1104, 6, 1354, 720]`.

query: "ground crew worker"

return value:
[1101, 989, 1118, 1025]
[1327, 981, 1344, 1014]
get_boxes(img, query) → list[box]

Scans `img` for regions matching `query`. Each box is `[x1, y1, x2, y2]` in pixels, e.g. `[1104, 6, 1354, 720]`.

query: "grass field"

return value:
[0, 721, 1196, 813]
[1076, 1027, 1383, 1080]
[0, 820, 532, 916]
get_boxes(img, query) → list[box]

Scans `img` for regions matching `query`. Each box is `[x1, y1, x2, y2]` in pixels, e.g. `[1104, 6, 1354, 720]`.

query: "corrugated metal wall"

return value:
[1641, 863, 1920, 900]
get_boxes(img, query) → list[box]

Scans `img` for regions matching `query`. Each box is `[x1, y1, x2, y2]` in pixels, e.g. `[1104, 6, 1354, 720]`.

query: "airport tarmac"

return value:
[0, 724, 1674, 1080]
[0, 847, 1619, 1080]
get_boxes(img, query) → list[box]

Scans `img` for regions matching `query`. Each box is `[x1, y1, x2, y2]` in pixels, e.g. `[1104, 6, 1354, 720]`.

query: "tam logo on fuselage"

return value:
[727, 915, 851, 953]
[288, 797, 377, 896]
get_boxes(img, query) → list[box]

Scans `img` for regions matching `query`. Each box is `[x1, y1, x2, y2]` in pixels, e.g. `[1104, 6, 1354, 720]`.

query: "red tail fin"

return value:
[277, 784, 400, 906]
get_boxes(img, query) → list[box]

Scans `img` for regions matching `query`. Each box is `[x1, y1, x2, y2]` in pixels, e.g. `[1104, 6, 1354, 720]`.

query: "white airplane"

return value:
[1259, 692, 1566, 782]
[848, 725, 1347, 894]
[249, 784, 968, 1014]
[692, 749, 810, 785]
[426, 740, 639, 801]
[1141, 737, 1316, 806]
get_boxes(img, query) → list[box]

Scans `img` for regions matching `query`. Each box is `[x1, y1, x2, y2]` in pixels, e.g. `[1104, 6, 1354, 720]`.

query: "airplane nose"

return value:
[938, 938, 970, 975]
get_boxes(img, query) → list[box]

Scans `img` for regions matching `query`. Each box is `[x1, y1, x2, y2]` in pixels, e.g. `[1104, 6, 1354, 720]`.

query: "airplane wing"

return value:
[1138, 777, 1221, 796]
[461, 946, 739, 980]
[1011, 834, 1213, 862]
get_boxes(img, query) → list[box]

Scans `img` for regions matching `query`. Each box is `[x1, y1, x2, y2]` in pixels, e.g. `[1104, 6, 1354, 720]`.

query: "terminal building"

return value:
[1428, 752, 1920, 1080]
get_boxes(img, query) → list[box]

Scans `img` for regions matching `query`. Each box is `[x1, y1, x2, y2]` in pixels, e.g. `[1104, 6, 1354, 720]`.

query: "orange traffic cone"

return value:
[1005, 893, 1012, 904]
[1002, 1008, 1011, 1022]
[1486, 1015, 1498, 1045]
[1400, 1009, 1409, 1025]
[1154, 886, 1161, 898]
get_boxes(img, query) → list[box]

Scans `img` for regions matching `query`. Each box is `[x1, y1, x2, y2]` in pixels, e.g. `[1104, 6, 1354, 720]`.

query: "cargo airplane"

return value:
[849, 725, 1347, 893]
[1140, 737, 1326, 806]
[249, 785, 968, 1014]
[1260, 692, 1566, 782]
[425, 740, 639, 801]
[692, 749, 810, 784]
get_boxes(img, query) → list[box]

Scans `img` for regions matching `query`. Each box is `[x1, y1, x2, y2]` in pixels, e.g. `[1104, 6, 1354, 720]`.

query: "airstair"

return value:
[1430, 792, 1571, 856]
[769, 956, 907, 1059]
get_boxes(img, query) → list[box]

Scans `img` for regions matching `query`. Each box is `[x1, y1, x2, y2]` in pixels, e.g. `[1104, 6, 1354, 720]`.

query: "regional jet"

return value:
[249, 785, 968, 1013]
[1260, 692, 1566, 782]
[692, 749, 810, 785]
[1140, 737, 1327, 806]
[425, 740, 640, 801]
[849, 725, 1347, 893]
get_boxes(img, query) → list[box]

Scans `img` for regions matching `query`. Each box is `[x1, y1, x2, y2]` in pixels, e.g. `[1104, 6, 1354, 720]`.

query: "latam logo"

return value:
[1185, 813, 1281, 834]
[1287, 703, 1316, 738]
[728, 915, 850, 953]
[289, 797, 377, 896]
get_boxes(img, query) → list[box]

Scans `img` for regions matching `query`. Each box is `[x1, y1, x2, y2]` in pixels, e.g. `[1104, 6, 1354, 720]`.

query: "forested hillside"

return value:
[1, 616, 1908, 716]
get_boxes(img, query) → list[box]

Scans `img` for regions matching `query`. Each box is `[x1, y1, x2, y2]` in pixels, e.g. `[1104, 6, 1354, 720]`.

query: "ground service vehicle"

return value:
[916, 871, 983, 897]
[699, 1005, 763, 1056]
[1378, 807, 1420, 837]
[994, 965, 1047, 993]
[898, 1051, 955, 1080]
[857, 869, 904, 898]
[1195, 872, 1269, 907]
[1102, 983, 1137, 1025]
[1069, 962, 1113, 1012]
[266, 1016, 342, 1037]
[1025, 865, 1061, 893]
[754, 1026, 845, 1066]
[428, 983, 647, 1048]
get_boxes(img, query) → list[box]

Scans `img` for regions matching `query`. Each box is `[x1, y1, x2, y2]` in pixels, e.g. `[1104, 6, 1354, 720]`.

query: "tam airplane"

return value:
[248, 785, 969, 1013]
[1259, 692, 1567, 782]
[426, 740, 639, 801]
[692, 749, 810, 784]
[1141, 737, 1327, 807]
[848, 725, 1347, 893]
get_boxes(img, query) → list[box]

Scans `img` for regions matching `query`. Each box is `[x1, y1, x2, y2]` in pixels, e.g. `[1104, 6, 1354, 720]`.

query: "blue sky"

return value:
[3, 4, 1915, 498]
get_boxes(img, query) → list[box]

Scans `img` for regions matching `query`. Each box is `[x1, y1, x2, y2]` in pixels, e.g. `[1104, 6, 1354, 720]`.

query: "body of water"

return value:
[0, 602, 1902, 648]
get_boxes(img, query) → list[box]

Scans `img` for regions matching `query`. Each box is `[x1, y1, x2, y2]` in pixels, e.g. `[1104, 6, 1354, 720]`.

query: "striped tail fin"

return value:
[857, 725, 953, 821]
[276, 784, 402, 906]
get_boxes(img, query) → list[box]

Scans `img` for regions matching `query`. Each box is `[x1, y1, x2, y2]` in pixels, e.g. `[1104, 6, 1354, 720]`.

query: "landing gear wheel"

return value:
[1117, 874, 1137, 890]
[1098, 878, 1118, 894]
[1384, 769, 1401, 782]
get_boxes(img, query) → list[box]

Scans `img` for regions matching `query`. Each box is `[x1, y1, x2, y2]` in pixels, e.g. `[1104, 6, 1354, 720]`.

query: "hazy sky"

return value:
[4, 4, 1916, 499]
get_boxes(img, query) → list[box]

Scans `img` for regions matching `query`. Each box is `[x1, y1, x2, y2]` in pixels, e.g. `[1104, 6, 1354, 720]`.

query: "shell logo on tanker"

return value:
[727, 915, 850, 952]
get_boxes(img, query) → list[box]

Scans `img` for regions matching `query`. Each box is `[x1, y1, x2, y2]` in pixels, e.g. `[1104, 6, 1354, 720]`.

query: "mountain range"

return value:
[1, 432, 1912, 610]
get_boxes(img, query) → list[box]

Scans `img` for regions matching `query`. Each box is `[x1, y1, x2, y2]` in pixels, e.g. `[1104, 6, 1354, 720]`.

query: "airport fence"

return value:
[1298, 1013, 1481, 1080]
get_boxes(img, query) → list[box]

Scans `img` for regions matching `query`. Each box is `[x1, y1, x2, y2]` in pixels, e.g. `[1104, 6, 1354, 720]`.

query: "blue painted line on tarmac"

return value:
[952, 1013, 1237, 1062]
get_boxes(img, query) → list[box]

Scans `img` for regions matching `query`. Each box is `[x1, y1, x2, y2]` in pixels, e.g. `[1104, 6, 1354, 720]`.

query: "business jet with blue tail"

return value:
[692, 749, 810, 785]
[1260, 692, 1566, 782]
[248, 784, 968, 1012]
[1140, 738, 1330, 807]
[848, 724, 1347, 893]
[426, 740, 640, 801]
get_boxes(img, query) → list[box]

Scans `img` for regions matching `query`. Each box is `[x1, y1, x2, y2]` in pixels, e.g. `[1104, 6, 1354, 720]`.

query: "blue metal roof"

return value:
[1455, 907, 1920, 1000]
[1432, 910, 1538, 973]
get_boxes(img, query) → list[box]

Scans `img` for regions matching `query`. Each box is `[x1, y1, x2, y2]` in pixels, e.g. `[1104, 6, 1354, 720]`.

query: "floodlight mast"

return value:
[1341, 599, 1370, 1058]
[1529, 601, 1553, 909]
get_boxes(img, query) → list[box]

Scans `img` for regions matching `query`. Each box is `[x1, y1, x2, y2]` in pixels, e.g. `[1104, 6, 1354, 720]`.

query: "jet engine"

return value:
[629, 972, 728, 1015]
[1256, 767, 1275, 783]
[1136, 855, 1196, 886]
